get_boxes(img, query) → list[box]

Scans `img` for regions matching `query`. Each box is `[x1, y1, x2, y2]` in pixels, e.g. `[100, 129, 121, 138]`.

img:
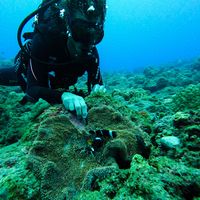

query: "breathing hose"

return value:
[16, 0, 76, 66]
[17, 0, 60, 50]
[16, 0, 96, 66]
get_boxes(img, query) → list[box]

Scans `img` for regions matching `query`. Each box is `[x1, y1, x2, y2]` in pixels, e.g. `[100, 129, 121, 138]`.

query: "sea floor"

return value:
[0, 58, 200, 199]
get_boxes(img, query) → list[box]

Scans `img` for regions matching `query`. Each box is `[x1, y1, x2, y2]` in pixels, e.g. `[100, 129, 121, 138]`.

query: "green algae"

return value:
[0, 60, 200, 199]
[0, 143, 40, 199]
[77, 155, 200, 200]
[172, 83, 200, 111]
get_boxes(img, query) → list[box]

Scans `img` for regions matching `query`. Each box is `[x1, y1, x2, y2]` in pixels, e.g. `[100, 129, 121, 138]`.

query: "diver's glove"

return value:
[61, 92, 87, 119]
[91, 84, 106, 94]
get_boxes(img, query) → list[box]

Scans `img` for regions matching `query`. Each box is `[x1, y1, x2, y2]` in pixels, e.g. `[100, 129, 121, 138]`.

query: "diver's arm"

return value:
[26, 86, 63, 104]
[26, 58, 88, 118]
[26, 61, 87, 118]
[25, 30, 66, 104]
[26, 57, 63, 104]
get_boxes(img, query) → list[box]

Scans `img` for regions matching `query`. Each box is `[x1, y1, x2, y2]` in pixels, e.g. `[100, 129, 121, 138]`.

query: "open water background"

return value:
[0, 0, 200, 71]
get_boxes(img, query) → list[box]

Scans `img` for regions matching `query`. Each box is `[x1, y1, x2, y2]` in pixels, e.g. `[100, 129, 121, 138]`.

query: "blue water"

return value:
[0, 0, 200, 71]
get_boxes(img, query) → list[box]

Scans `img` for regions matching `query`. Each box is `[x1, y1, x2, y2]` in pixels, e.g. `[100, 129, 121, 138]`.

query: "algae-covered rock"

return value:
[0, 143, 40, 199]
[176, 112, 200, 168]
[0, 90, 50, 147]
[143, 77, 169, 92]
[78, 155, 200, 200]
[151, 109, 200, 168]
[173, 111, 192, 128]
[172, 84, 200, 111]
[0, 60, 200, 199]
[111, 88, 149, 102]
[143, 66, 160, 78]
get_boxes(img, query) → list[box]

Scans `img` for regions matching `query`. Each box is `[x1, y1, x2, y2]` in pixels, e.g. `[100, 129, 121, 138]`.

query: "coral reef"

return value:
[172, 84, 200, 111]
[78, 155, 200, 200]
[0, 58, 200, 199]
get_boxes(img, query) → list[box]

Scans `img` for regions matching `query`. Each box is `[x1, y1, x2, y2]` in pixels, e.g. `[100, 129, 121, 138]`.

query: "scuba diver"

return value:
[0, 0, 107, 118]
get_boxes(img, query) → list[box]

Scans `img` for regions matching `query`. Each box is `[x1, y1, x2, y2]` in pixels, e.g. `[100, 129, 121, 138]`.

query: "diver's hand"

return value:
[61, 92, 87, 118]
[92, 84, 106, 93]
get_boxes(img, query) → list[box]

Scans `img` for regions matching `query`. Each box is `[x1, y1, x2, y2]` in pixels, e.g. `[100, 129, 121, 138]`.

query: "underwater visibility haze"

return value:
[0, 0, 200, 199]
[0, 0, 200, 70]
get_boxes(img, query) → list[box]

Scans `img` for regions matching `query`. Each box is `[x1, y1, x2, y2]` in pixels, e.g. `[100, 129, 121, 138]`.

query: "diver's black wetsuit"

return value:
[26, 32, 102, 104]
[0, 67, 18, 86]
[0, 2, 103, 104]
